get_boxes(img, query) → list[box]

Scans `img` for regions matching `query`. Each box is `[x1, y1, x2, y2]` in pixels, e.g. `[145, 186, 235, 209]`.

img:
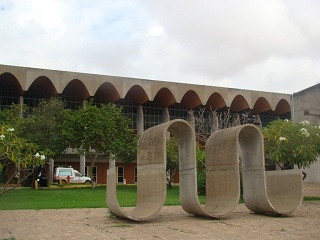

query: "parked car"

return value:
[53, 167, 92, 184]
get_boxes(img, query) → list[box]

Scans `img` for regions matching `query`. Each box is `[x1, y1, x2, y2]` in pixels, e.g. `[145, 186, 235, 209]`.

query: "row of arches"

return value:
[0, 70, 291, 115]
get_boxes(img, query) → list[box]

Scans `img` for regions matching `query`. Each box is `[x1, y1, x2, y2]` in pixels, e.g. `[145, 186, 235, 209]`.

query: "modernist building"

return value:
[0, 64, 293, 184]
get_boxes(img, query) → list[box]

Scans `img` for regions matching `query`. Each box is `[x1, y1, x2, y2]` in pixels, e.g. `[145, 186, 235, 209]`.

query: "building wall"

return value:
[293, 84, 320, 182]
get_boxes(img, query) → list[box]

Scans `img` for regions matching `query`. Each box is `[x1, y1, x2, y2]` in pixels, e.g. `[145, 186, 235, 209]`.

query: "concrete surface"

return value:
[0, 183, 319, 240]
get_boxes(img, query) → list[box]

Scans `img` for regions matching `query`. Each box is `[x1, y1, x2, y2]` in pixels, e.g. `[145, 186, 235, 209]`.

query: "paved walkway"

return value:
[0, 183, 319, 240]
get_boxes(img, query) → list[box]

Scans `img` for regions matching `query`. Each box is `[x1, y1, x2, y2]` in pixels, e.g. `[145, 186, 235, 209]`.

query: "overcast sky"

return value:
[1, 0, 320, 94]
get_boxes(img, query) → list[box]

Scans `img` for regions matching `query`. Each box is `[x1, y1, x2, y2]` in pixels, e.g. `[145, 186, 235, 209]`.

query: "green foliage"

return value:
[262, 119, 320, 169]
[63, 100, 137, 163]
[0, 125, 46, 195]
[166, 138, 179, 187]
[0, 126, 45, 171]
[0, 104, 25, 127]
[197, 168, 206, 195]
[16, 98, 69, 159]
[196, 146, 206, 195]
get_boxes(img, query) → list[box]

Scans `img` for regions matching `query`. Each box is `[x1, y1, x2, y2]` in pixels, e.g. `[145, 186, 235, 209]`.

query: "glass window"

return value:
[143, 101, 163, 130]
[117, 166, 124, 183]
[168, 103, 188, 121]
[85, 166, 97, 181]
[116, 99, 137, 130]
[59, 169, 73, 176]
[134, 167, 137, 183]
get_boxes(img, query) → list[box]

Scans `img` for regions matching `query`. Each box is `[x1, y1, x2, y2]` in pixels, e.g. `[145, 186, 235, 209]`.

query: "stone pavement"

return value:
[0, 183, 319, 240]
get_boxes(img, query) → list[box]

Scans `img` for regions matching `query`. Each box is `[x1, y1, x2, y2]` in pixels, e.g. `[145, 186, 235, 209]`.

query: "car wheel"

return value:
[62, 179, 67, 184]
[85, 180, 91, 184]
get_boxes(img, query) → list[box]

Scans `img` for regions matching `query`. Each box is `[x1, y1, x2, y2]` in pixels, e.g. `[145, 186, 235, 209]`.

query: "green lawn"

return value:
[1, 185, 318, 210]
[0, 185, 206, 210]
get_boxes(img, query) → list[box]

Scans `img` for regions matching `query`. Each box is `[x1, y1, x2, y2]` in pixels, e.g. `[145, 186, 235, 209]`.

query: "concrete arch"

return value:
[94, 82, 120, 103]
[0, 65, 27, 90]
[125, 85, 149, 105]
[123, 80, 152, 102]
[153, 87, 177, 107]
[206, 92, 227, 110]
[252, 97, 272, 114]
[229, 95, 250, 112]
[274, 99, 291, 116]
[180, 90, 202, 109]
[0, 72, 24, 96]
[61, 79, 90, 102]
[27, 76, 58, 97]
[176, 86, 205, 106]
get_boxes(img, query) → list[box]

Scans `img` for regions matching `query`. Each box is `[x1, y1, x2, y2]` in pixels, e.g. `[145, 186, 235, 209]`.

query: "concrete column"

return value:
[137, 105, 144, 134]
[255, 114, 262, 127]
[212, 111, 219, 132]
[109, 158, 115, 168]
[80, 155, 86, 175]
[187, 109, 195, 129]
[234, 113, 240, 125]
[19, 96, 23, 116]
[163, 107, 170, 139]
[48, 158, 54, 184]
[162, 107, 170, 122]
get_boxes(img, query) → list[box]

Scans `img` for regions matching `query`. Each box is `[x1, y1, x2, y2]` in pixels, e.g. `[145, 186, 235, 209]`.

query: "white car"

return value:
[54, 167, 92, 184]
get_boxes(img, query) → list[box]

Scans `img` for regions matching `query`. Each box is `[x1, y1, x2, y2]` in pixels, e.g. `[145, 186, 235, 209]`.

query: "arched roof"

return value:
[180, 90, 202, 109]
[61, 79, 90, 102]
[206, 92, 227, 110]
[27, 76, 58, 97]
[274, 99, 291, 115]
[125, 85, 149, 105]
[252, 97, 272, 114]
[229, 95, 250, 112]
[0, 64, 292, 116]
[153, 87, 176, 107]
[94, 82, 120, 103]
[0, 72, 23, 96]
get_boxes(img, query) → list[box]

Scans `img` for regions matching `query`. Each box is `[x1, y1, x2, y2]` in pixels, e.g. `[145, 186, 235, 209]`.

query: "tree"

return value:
[63, 101, 137, 188]
[262, 119, 320, 180]
[0, 126, 46, 195]
[0, 104, 23, 126]
[190, 107, 253, 194]
[16, 98, 69, 159]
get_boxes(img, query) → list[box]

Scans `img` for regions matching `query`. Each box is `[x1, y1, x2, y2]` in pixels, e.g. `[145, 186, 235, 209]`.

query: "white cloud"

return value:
[0, 0, 319, 94]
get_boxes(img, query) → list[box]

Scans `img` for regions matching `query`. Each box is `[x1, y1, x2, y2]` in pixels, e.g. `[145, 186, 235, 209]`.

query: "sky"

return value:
[0, 0, 320, 94]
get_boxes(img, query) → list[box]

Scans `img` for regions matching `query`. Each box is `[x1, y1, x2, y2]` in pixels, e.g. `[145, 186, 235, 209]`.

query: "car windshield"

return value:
[74, 170, 82, 177]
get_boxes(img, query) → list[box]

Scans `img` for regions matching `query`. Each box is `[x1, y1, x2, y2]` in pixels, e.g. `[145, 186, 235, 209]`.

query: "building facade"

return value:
[0, 64, 292, 184]
[292, 84, 320, 182]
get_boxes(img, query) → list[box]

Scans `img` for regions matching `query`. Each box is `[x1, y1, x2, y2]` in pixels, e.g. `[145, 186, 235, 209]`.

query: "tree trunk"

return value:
[302, 170, 307, 180]
[0, 169, 34, 196]
[89, 153, 98, 189]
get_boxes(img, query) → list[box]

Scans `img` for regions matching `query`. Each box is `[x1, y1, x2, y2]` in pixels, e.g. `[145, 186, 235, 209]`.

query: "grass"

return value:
[0, 185, 206, 210]
[0, 185, 318, 210]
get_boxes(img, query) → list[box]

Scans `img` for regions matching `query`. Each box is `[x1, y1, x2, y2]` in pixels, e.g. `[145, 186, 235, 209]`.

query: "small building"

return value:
[292, 84, 320, 182]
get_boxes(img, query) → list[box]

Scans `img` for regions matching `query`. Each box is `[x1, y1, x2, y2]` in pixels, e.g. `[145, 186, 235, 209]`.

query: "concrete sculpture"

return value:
[209, 124, 303, 215]
[107, 120, 303, 221]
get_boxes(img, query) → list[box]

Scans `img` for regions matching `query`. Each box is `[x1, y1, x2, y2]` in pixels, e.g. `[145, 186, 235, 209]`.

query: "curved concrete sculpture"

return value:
[211, 124, 303, 215]
[107, 121, 303, 221]
[107, 119, 240, 221]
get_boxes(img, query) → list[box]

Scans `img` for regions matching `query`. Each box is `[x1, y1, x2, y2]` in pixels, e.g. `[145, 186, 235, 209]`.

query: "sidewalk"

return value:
[0, 183, 319, 240]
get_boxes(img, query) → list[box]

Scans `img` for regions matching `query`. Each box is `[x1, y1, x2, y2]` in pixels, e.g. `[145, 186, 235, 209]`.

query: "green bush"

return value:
[197, 169, 206, 195]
